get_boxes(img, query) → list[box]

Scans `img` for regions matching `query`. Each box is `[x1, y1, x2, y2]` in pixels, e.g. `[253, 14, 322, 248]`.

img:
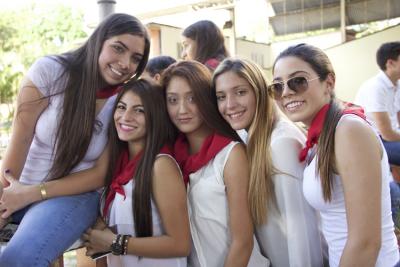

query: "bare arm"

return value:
[223, 143, 254, 267]
[371, 111, 400, 141]
[336, 117, 381, 267]
[84, 155, 190, 258]
[0, 78, 48, 184]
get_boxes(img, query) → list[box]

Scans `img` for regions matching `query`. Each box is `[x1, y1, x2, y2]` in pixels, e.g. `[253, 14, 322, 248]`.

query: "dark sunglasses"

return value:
[268, 76, 320, 99]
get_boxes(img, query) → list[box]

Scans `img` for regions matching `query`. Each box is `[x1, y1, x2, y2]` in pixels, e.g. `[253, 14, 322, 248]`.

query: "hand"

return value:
[92, 217, 107, 230]
[82, 227, 115, 256]
[0, 170, 38, 219]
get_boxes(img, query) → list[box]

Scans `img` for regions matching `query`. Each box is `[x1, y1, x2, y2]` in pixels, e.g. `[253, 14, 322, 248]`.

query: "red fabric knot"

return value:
[96, 85, 122, 99]
[173, 133, 232, 186]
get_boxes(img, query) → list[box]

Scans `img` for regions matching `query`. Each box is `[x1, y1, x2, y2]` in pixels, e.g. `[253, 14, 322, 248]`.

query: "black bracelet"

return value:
[122, 234, 132, 255]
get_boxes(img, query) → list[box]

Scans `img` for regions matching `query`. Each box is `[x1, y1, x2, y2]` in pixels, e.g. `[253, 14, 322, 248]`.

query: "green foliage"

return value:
[0, 3, 87, 104]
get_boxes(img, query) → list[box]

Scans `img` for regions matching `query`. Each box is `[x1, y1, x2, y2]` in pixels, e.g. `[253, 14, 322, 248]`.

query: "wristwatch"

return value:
[110, 234, 124, 255]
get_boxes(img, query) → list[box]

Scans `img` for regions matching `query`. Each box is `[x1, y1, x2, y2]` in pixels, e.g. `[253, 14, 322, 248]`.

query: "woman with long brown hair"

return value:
[0, 13, 150, 266]
[271, 43, 399, 267]
[162, 60, 269, 267]
[83, 79, 190, 266]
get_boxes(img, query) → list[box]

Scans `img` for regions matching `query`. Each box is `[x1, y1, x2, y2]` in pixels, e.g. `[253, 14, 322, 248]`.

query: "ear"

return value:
[325, 73, 335, 95]
[154, 73, 161, 82]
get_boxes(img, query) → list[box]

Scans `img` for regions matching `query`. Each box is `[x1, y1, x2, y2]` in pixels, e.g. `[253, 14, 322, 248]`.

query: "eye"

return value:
[116, 104, 126, 110]
[131, 55, 142, 64]
[237, 89, 247, 96]
[112, 44, 124, 53]
[216, 94, 226, 101]
[167, 96, 177, 104]
[187, 95, 195, 103]
[134, 107, 144, 114]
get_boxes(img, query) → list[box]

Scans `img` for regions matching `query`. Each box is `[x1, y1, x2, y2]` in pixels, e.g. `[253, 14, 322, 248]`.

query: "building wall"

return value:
[325, 25, 400, 101]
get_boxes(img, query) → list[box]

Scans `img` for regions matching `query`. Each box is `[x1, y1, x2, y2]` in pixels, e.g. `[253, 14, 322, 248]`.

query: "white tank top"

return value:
[303, 114, 399, 267]
[187, 141, 270, 267]
[107, 154, 187, 267]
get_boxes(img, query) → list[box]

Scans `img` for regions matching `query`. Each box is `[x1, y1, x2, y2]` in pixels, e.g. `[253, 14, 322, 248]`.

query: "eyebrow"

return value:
[115, 41, 144, 58]
[273, 70, 310, 81]
[118, 100, 143, 108]
[216, 84, 248, 93]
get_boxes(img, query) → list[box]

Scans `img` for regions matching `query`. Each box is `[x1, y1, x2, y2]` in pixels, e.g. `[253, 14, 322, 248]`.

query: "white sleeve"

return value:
[360, 82, 390, 113]
[271, 136, 325, 266]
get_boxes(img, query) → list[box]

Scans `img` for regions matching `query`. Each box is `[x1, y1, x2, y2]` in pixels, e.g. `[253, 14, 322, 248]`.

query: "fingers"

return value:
[3, 170, 16, 186]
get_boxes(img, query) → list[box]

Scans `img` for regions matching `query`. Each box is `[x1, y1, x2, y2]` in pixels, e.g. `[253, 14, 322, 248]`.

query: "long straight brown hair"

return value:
[103, 79, 176, 237]
[213, 58, 277, 225]
[273, 43, 339, 201]
[161, 60, 240, 141]
[46, 13, 150, 181]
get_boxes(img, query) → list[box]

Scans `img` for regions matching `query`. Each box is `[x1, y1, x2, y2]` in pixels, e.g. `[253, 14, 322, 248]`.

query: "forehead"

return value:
[106, 34, 145, 54]
[182, 36, 195, 45]
[166, 76, 192, 94]
[273, 56, 316, 79]
[215, 71, 251, 92]
[120, 90, 142, 104]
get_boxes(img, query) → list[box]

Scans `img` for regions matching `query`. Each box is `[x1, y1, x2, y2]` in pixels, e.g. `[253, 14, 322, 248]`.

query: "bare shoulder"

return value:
[153, 155, 182, 184]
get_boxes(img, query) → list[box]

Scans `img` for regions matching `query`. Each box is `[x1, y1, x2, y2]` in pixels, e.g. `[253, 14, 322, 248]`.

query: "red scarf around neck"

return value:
[299, 102, 366, 162]
[173, 133, 232, 186]
[103, 145, 172, 217]
[96, 85, 121, 99]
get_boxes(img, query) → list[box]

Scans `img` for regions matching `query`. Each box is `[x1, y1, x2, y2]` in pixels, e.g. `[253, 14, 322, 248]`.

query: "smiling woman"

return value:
[0, 13, 150, 266]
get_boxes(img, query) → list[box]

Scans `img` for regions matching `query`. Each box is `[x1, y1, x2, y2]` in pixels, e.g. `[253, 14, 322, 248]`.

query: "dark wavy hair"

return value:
[145, 55, 176, 77]
[47, 13, 150, 181]
[104, 79, 176, 237]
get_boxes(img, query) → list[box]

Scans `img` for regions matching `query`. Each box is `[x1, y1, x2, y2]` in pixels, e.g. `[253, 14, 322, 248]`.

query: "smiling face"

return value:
[98, 34, 145, 85]
[114, 90, 146, 148]
[166, 76, 206, 135]
[273, 56, 333, 126]
[215, 71, 256, 131]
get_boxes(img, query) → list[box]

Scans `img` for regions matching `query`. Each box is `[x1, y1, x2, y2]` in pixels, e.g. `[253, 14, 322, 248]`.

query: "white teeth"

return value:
[285, 101, 303, 110]
[228, 112, 243, 119]
[110, 66, 122, 76]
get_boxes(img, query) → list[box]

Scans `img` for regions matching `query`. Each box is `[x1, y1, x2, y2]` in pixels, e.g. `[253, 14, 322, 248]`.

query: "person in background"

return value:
[213, 57, 327, 267]
[162, 60, 269, 267]
[141, 55, 176, 83]
[354, 42, 400, 230]
[83, 79, 190, 267]
[181, 20, 228, 71]
[0, 13, 150, 266]
[272, 43, 399, 267]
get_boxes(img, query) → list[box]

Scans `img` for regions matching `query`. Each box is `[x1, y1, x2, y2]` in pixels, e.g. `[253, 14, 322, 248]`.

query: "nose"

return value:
[121, 110, 135, 122]
[281, 81, 295, 98]
[181, 49, 187, 59]
[226, 94, 238, 110]
[118, 55, 130, 70]
[177, 99, 188, 114]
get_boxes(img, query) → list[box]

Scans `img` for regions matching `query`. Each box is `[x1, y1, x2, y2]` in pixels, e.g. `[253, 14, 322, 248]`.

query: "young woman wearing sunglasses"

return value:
[213, 58, 327, 267]
[272, 43, 399, 267]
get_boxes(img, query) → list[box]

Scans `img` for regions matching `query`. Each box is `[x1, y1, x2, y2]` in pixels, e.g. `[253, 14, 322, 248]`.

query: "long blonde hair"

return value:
[213, 58, 276, 225]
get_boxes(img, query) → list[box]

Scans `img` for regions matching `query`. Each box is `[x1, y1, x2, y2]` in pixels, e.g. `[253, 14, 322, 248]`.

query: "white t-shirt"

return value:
[20, 56, 115, 184]
[187, 141, 270, 267]
[255, 119, 327, 267]
[303, 114, 399, 267]
[107, 154, 187, 267]
[355, 71, 400, 134]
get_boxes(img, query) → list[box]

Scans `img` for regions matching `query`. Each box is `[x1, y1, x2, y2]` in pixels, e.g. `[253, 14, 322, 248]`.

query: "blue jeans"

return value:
[0, 191, 99, 267]
[390, 181, 400, 229]
[381, 138, 400, 166]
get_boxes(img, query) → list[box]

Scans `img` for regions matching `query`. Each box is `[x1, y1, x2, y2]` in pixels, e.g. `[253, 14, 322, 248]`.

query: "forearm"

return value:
[125, 235, 190, 258]
[380, 129, 400, 141]
[223, 238, 253, 267]
[339, 239, 380, 267]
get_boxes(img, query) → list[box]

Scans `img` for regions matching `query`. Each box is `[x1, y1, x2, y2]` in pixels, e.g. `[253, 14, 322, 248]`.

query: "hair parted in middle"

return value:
[162, 60, 240, 141]
[273, 43, 340, 202]
[182, 20, 229, 64]
[213, 57, 277, 225]
[103, 78, 176, 237]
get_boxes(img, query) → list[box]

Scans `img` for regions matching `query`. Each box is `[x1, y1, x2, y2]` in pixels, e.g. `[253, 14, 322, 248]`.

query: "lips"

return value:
[226, 110, 245, 120]
[177, 117, 192, 124]
[118, 123, 137, 132]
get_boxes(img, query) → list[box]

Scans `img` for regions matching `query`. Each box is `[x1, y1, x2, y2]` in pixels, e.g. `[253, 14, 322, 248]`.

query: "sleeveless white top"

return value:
[107, 154, 187, 267]
[255, 119, 327, 267]
[187, 141, 270, 267]
[303, 114, 399, 267]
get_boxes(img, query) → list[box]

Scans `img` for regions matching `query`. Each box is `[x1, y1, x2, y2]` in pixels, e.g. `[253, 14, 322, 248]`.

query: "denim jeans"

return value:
[381, 138, 400, 166]
[390, 181, 400, 229]
[0, 191, 99, 267]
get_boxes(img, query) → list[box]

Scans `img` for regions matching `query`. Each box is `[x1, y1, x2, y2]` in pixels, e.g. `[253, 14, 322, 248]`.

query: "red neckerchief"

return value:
[204, 58, 220, 70]
[103, 145, 172, 216]
[173, 133, 232, 186]
[299, 102, 366, 162]
[96, 85, 121, 99]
